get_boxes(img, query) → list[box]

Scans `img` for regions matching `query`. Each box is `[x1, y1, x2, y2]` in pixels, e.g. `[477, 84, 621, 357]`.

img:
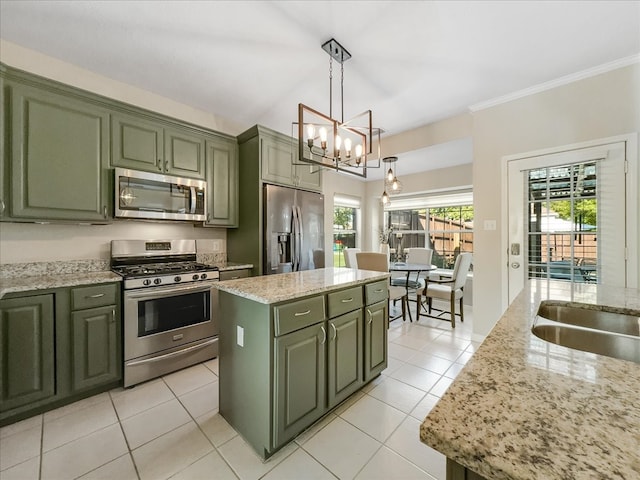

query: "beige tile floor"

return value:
[0, 300, 477, 480]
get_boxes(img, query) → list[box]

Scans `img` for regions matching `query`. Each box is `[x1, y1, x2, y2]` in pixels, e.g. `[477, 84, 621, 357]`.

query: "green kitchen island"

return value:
[215, 267, 390, 459]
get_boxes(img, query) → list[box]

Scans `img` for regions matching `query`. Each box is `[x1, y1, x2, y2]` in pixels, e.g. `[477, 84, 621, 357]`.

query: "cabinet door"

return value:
[10, 83, 110, 221]
[204, 137, 238, 227]
[364, 300, 388, 382]
[260, 134, 294, 186]
[327, 310, 363, 408]
[274, 322, 326, 447]
[294, 162, 322, 192]
[0, 295, 55, 412]
[0, 73, 7, 221]
[71, 305, 121, 392]
[164, 127, 205, 179]
[111, 113, 164, 173]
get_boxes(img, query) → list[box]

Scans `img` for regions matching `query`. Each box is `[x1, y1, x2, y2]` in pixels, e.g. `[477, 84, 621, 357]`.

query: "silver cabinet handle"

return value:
[367, 309, 373, 325]
[331, 323, 337, 341]
[294, 309, 311, 316]
[374, 289, 384, 293]
[111, 308, 116, 323]
[87, 293, 105, 299]
[320, 325, 326, 344]
[164, 160, 169, 171]
[103, 205, 107, 218]
[157, 158, 162, 171]
[341, 298, 353, 303]
[0, 199, 5, 216]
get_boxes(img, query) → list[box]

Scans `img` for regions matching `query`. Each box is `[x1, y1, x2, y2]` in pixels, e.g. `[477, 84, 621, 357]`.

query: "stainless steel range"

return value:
[111, 239, 219, 387]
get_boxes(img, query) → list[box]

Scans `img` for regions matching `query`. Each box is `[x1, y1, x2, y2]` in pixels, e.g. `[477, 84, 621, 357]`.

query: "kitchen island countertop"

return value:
[420, 279, 640, 479]
[214, 267, 389, 304]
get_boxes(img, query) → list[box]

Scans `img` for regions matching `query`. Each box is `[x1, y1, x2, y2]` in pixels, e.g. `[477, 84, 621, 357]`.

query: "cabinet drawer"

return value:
[274, 296, 326, 336]
[219, 269, 250, 281]
[365, 281, 388, 306]
[327, 286, 363, 318]
[72, 284, 118, 310]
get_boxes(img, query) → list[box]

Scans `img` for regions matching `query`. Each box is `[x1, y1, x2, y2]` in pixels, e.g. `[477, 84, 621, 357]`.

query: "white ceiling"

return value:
[1, 1, 639, 181]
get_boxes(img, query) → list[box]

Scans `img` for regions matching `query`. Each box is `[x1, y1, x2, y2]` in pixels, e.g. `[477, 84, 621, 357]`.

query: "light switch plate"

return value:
[484, 220, 497, 231]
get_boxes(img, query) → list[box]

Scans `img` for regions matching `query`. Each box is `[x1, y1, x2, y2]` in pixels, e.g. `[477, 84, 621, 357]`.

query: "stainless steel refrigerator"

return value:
[264, 184, 325, 275]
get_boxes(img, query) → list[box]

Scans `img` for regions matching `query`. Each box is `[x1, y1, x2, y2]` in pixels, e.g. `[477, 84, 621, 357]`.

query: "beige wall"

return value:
[472, 63, 640, 337]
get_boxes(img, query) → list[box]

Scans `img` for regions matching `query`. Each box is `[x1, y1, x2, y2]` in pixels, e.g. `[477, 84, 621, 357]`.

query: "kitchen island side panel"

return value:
[218, 290, 273, 457]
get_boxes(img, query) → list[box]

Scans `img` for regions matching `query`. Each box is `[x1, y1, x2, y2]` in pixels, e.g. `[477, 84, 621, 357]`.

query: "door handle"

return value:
[511, 262, 521, 269]
[319, 326, 326, 344]
[331, 323, 337, 341]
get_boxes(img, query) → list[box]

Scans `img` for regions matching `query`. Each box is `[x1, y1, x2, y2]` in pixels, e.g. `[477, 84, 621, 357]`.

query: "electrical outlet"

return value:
[212, 239, 223, 252]
[484, 220, 497, 231]
[237, 325, 244, 347]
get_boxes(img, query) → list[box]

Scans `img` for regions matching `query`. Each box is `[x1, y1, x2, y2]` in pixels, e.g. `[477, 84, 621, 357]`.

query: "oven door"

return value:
[123, 281, 217, 362]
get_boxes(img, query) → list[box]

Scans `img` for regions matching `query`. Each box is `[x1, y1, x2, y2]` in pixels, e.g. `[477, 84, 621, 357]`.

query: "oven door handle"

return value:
[125, 281, 216, 300]
[126, 338, 217, 366]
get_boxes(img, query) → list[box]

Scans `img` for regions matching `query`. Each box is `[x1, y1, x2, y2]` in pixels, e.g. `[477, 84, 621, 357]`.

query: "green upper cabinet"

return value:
[164, 127, 205, 178]
[111, 112, 205, 179]
[204, 135, 238, 227]
[239, 125, 322, 192]
[0, 72, 7, 220]
[111, 113, 163, 173]
[0, 294, 55, 413]
[9, 82, 110, 222]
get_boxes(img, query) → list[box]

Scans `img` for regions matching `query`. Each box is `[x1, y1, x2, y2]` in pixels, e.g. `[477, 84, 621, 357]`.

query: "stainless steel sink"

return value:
[537, 300, 640, 337]
[532, 301, 640, 363]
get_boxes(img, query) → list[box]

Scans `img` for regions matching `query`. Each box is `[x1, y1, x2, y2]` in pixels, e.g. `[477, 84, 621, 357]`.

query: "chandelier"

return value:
[381, 156, 402, 205]
[294, 38, 381, 178]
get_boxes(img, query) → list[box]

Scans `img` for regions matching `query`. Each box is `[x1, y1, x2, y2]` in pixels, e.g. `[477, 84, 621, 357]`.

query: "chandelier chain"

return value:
[329, 54, 333, 120]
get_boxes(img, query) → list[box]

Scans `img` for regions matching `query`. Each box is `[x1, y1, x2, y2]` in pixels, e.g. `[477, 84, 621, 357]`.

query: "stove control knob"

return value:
[174, 276, 181, 282]
[192, 274, 199, 281]
[200, 273, 207, 280]
[154, 278, 162, 285]
[143, 279, 152, 286]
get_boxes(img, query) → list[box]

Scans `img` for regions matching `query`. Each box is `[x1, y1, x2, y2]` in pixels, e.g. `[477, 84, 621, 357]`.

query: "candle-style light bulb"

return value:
[307, 124, 315, 148]
[319, 127, 327, 150]
[355, 143, 362, 158]
[392, 177, 399, 190]
[344, 138, 352, 158]
[335, 134, 342, 157]
[381, 191, 389, 205]
[386, 168, 394, 182]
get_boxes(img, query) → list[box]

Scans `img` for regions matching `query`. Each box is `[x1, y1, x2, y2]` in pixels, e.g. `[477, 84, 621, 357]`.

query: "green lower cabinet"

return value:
[0, 295, 55, 412]
[274, 321, 326, 447]
[364, 300, 388, 381]
[71, 305, 120, 392]
[327, 310, 363, 408]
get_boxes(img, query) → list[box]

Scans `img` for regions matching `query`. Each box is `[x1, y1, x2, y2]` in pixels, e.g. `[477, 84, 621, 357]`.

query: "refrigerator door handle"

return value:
[295, 206, 303, 271]
[291, 206, 299, 271]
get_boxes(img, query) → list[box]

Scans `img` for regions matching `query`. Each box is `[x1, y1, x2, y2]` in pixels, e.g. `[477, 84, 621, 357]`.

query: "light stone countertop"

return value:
[214, 267, 390, 304]
[215, 262, 253, 271]
[420, 279, 640, 480]
[0, 271, 122, 299]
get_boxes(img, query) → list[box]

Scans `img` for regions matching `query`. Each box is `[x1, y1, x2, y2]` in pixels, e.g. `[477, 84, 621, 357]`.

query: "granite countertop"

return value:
[0, 260, 122, 299]
[215, 262, 253, 271]
[420, 279, 640, 480]
[214, 267, 390, 304]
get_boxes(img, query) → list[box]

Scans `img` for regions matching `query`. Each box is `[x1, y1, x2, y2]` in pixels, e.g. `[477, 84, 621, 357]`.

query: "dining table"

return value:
[388, 262, 438, 321]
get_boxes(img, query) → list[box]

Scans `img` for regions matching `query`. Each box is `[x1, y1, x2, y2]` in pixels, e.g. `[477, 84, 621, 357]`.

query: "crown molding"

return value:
[469, 54, 640, 112]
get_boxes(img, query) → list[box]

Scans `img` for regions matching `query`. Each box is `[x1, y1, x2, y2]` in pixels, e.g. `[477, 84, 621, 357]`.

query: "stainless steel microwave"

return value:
[114, 168, 207, 222]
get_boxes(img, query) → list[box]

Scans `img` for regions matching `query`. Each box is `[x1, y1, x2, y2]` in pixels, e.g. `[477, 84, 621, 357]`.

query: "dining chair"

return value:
[343, 247, 361, 268]
[356, 252, 409, 323]
[416, 252, 472, 328]
[390, 247, 433, 291]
